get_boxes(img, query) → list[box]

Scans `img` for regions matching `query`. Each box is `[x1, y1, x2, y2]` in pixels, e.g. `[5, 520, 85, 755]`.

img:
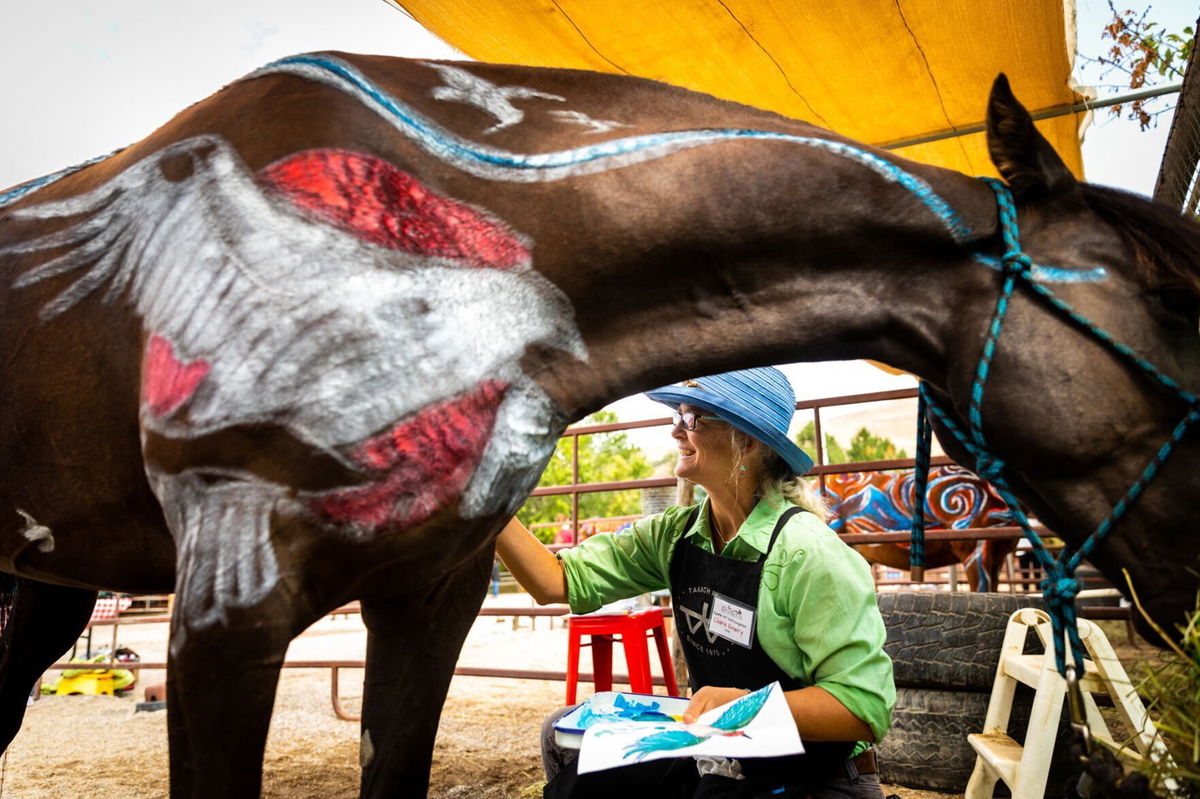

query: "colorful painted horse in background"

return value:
[1, 52, 1198, 797]
[824, 465, 1016, 591]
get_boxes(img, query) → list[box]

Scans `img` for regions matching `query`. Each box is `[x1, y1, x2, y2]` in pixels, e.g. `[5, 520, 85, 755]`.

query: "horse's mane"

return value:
[1080, 183, 1200, 298]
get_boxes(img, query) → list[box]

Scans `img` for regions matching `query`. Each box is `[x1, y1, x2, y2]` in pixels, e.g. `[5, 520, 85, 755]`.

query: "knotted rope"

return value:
[910, 177, 1200, 676]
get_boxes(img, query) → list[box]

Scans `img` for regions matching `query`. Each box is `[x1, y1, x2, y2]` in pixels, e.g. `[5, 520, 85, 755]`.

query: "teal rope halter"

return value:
[910, 177, 1200, 676]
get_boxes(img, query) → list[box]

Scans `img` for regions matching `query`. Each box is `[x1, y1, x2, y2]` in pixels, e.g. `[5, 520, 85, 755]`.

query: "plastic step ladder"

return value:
[965, 608, 1171, 799]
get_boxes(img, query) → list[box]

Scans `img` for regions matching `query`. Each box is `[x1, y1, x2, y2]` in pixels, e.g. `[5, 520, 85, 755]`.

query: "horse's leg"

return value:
[0, 578, 97, 748]
[165, 612, 288, 797]
[358, 545, 493, 797]
[961, 542, 985, 591]
[961, 539, 1019, 592]
[165, 570, 320, 798]
[981, 540, 1016, 593]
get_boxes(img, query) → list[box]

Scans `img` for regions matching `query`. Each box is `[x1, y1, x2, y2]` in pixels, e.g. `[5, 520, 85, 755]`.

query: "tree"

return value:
[795, 421, 905, 465]
[1082, 2, 1195, 130]
[795, 421, 846, 464]
[845, 427, 907, 462]
[796, 420, 847, 463]
[516, 410, 653, 540]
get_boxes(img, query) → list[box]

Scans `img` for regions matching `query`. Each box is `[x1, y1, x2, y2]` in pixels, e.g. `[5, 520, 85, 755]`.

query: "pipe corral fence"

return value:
[46, 387, 1128, 718]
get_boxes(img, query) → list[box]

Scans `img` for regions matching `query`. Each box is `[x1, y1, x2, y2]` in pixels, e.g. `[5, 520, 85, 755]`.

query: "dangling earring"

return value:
[739, 464, 746, 474]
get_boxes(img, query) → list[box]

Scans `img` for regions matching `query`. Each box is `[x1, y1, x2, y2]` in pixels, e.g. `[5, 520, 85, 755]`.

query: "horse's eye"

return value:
[1144, 286, 1200, 329]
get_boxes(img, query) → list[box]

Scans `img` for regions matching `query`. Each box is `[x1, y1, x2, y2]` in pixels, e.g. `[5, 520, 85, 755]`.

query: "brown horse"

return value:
[1, 53, 1197, 796]
[824, 466, 1017, 591]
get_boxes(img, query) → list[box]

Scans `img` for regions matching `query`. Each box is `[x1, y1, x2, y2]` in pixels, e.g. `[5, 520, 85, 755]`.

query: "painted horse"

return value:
[1, 53, 1197, 796]
[825, 465, 1017, 591]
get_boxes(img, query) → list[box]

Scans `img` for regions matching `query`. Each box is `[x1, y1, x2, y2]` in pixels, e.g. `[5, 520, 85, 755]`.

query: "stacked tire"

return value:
[875, 592, 1074, 794]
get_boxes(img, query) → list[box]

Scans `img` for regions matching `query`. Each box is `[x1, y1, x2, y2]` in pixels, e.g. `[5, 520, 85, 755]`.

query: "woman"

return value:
[498, 366, 894, 798]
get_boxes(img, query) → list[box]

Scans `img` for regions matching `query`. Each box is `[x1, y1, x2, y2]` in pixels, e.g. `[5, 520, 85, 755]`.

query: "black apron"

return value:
[545, 505, 855, 798]
[669, 505, 855, 790]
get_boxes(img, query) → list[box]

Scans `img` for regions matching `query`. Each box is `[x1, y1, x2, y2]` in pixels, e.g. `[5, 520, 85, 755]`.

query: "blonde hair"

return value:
[728, 429, 829, 520]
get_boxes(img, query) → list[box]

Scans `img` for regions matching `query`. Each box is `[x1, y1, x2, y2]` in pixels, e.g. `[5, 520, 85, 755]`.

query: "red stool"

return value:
[565, 607, 679, 704]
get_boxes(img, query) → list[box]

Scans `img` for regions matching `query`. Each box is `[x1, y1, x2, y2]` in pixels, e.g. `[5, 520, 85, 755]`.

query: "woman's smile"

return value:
[672, 404, 730, 487]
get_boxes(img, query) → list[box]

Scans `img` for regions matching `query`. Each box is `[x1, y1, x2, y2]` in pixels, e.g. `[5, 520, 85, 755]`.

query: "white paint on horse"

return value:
[155, 471, 281, 633]
[548, 109, 629, 134]
[250, 56, 976, 252]
[427, 63, 565, 133]
[258, 57, 727, 184]
[360, 729, 375, 769]
[15, 509, 53, 553]
[7, 135, 587, 626]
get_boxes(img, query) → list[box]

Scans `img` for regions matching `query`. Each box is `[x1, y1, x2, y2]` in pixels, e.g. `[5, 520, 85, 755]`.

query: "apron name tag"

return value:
[707, 592, 756, 648]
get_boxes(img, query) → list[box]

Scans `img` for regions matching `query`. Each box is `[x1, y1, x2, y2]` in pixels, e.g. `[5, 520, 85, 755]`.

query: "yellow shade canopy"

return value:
[392, 0, 1087, 179]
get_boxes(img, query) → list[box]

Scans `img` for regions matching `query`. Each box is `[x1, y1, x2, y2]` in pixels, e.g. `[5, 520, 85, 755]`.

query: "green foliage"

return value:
[795, 422, 905, 465]
[795, 421, 843, 463]
[1127, 584, 1200, 793]
[1085, 2, 1194, 130]
[845, 427, 907, 462]
[515, 410, 653, 534]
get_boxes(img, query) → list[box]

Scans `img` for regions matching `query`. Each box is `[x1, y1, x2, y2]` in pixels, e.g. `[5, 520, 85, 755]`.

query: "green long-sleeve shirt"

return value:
[558, 497, 895, 744]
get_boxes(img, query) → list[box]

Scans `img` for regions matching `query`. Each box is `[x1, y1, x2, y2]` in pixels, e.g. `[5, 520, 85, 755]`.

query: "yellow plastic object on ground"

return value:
[41, 651, 137, 695]
[54, 672, 114, 696]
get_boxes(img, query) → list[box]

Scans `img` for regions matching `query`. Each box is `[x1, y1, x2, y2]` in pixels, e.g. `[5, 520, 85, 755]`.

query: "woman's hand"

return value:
[683, 685, 876, 742]
[682, 686, 748, 723]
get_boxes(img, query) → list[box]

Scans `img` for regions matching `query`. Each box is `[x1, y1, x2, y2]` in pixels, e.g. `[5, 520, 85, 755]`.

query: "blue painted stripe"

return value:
[252, 54, 973, 242]
[972, 254, 1107, 284]
[0, 152, 112, 211]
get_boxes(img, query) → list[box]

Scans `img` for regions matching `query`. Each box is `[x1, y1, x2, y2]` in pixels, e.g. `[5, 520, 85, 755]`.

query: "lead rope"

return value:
[907, 389, 932, 582]
[911, 178, 1200, 694]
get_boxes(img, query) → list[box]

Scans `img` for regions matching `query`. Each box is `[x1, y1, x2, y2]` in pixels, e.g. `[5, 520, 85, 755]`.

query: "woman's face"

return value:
[671, 403, 738, 489]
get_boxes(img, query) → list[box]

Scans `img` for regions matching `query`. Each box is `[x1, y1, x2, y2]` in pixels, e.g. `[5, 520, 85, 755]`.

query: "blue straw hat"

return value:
[645, 366, 813, 475]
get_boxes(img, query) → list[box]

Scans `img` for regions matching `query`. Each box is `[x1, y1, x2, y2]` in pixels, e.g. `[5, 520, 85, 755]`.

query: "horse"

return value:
[1, 52, 1197, 796]
[824, 465, 1017, 591]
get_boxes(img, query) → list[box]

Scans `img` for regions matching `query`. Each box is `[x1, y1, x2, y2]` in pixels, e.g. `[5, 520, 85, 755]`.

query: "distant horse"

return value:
[824, 465, 1016, 591]
[1, 52, 1197, 797]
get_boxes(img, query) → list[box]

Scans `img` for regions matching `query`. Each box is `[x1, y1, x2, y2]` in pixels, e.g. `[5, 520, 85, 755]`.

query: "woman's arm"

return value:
[783, 686, 875, 742]
[682, 685, 875, 742]
[495, 517, 568, 605]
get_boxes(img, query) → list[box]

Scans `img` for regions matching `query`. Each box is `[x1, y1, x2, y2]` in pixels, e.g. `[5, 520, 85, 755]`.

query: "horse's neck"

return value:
[522, 146, 998, 419]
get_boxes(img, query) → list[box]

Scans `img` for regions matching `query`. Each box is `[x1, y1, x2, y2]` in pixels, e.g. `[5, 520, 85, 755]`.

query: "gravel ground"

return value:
[1, 596, 1151, 798]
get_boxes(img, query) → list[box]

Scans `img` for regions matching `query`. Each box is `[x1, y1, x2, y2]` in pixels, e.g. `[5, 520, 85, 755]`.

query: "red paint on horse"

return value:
[315, 379, 508, 530]
[142, 335, 210, 417]
[259, 149, 528, 269]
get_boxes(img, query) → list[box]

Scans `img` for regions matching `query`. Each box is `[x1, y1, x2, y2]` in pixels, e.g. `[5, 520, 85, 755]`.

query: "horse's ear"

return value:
[986, 74, 1077, 197]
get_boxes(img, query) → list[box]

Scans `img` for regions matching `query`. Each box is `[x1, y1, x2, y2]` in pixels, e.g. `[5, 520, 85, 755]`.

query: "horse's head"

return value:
[934, 75, 1200, 639]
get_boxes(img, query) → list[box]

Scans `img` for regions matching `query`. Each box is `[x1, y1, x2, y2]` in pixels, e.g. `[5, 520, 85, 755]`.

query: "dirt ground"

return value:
[0, 599, 1155, 798]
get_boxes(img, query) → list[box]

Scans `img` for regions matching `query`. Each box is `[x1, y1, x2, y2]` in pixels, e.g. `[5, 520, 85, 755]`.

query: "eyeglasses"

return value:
[672, 410, 722, 430]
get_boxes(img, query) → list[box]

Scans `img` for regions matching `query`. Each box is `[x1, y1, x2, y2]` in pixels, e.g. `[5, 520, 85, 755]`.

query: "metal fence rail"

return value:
[56, 387, 1131, 711]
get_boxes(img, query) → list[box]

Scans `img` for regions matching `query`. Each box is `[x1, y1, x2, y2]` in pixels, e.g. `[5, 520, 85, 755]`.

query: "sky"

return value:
[1, 0, 1194, 456]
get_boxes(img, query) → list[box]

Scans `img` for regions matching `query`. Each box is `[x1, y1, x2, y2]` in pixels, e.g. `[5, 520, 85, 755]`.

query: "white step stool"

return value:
[965, 608, 1170, 799]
